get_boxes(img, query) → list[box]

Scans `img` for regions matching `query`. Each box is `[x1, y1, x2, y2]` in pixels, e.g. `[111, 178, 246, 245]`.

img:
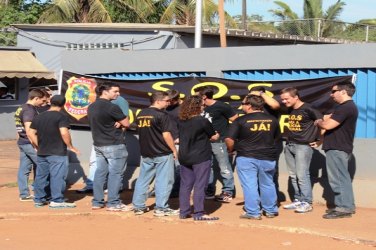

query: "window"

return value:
[0, 79, 17, 100]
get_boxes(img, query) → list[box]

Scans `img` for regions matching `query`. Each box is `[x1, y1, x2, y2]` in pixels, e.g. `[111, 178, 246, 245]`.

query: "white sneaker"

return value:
[283, 199, 301, 210]
[295, 202, 313, 213]
[49, 201, 76, 209]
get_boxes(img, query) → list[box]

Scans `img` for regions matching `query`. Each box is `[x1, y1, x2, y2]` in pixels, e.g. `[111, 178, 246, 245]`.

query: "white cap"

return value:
[0, 81, 7, 88]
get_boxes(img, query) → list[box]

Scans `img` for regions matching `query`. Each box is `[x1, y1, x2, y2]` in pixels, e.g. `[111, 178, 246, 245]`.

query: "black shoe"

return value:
[323, 211, 352, 219]
[76, 188, 93, 194]
[325, 208, 356, 214]
[262, 211, 279, 218]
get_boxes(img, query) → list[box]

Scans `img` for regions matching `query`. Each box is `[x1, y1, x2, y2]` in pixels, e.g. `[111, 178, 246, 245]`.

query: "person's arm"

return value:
[250, 91, 280, 110]
[225, 138, 235, 152]
[28, 127, 38, 149]
[116, 117, 130, 129]
[229, 114, 238, 122]
[162, 131, 177, 159]
[315, 118, 340, 130]
[59, 127, 80, 155]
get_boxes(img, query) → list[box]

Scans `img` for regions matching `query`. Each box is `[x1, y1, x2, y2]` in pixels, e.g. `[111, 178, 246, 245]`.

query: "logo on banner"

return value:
[64, 77, 96, 120]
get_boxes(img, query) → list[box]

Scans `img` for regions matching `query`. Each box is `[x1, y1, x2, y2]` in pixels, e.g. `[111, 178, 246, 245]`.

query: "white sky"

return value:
[224, 0, 376, 23]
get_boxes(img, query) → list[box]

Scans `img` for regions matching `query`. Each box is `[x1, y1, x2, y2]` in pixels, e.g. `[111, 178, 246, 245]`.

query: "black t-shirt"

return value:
[88, 98, 127, 147]
[323, 100, 358, 154]
[30, 111, 70, 156]
[178, 116, 216, 166]
[137, 107, 173, 158]
[166, 104, 180, 140]
[14, 103, 39, 145]
[286, 103, 323, 144]
[204, 101, 237, 139]
[227, 112, 280, 161]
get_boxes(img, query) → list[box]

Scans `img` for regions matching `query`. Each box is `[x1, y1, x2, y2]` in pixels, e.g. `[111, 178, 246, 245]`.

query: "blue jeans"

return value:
[325, 150, 355, 213]
[84, 146, 97, 189]
[132, 154, 174, 210]
[34, 155, 68, 203]
[92, 144, 128, 207]
[284, 143, 313, 203]
[236, 156, 278, 217]
[17, 144, 37, 198]
[207, 142, 235, 195]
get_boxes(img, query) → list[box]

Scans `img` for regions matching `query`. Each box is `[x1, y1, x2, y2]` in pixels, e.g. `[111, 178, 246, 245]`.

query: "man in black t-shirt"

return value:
[280, 87, 323, 213]
[194, 86, 238, 202]
[226, 95, 280, 220]
[315, 81, 358, 219]
[14, 89, 47, 201]
[29, 95, 79, 209]
[132, 91, 178, 217]
[88, 82, 131, 212]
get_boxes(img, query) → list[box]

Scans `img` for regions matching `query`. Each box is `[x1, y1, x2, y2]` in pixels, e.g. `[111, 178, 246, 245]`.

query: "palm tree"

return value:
[269, 0, 346, 37]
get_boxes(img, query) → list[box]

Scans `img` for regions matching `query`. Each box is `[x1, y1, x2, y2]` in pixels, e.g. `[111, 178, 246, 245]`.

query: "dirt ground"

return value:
[0, 140, 375, 250]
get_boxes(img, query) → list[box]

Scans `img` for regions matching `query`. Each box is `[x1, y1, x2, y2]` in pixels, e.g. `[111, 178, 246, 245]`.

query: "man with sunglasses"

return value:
[315, 81, 358, 219]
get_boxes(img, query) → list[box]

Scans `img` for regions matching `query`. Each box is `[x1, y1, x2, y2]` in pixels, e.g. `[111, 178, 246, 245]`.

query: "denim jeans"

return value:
[92, 144, 128, 207]
[207, 142, 235, 195]
[132, 154, 174, 210]
[236, 156, 278, 217]
[325, 150, 355, 213]
[179, 160, 211, 218]
[34, 155, 68, 203]
[17, 144, 37, 198]
[84, 146, 97, 190]
[284, 143, 313, 203]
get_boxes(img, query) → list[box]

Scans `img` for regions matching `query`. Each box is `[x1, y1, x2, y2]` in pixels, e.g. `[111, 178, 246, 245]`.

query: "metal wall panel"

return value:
[91, 71, 206, 80]
[224, 68, 376, 138]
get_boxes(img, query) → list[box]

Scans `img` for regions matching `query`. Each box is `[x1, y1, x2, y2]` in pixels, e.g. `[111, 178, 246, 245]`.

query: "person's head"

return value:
[28, 88, 47, 107]
[194, 86, 214, 100]
[95, 82, 120, 100]
[150, 91, 171, 109]
[0, 87, 8, 96]
[40, 88, 52, 105]
[166, 89, 181, 106]
[280, 87, 301, 108]
[249, 86, 266, 93]
[331, 80, 356, 104]
[179, 95, 203, 120]
[50, 95, 66, 108]
[242, 95, 264, 113]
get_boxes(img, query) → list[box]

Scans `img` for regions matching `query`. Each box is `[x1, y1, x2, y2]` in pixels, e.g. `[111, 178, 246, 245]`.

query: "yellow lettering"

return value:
[129, 109, 142, 124]
[191, 82, 228, 99]
[279, 115, 289, 133]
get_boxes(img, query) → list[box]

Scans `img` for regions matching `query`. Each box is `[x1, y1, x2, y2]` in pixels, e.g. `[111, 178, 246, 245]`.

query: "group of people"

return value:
[15, 79, 358, 220]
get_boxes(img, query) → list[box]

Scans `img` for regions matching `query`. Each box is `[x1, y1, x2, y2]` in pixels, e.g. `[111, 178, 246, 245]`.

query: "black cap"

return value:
[50, 95, 66, 107]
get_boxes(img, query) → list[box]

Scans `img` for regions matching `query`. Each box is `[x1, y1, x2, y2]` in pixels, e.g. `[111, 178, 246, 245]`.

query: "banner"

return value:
[61, 70, 352, 133]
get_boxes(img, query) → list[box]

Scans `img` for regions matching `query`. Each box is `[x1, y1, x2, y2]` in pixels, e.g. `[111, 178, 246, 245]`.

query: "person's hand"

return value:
[314, 119, 323, 126]
[69, 147, 80, 155]
[114, 122, 121, 128]
[310, 141, 322, 148]
[210, 132, 220, 141]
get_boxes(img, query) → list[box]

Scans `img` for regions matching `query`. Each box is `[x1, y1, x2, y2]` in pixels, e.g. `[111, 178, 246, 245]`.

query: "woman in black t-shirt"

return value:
[178, 96, 219, 221]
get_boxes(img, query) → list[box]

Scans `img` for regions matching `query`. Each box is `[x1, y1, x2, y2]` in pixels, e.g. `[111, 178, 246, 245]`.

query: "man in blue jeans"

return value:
[132, 91, 178, 217]
[14, 88, 47, 201]
[194, 86, 238, 202]
[88, 82, 131, 212]
[29, 95, 79, 209]
[280, 87, 323, 213]
[315, 81, 358, 219]
[226, 95, 280, 220]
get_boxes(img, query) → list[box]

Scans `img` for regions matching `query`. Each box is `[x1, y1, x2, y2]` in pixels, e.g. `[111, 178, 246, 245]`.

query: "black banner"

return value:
[61, 70, 352, 132]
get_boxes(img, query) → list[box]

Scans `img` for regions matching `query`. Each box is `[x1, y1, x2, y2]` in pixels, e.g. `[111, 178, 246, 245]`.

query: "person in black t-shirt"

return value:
[226, 95, 280, 220]
[29, 95, 79, 208]
[194, 86, 238, 202]
[14, 89, 47, 201]
[132, 91, 179, 217]
[280, 87, 323, 213]
[88, 82, 131, 212]
[315, 81, 358, 219]
[178, 96, 220, 221]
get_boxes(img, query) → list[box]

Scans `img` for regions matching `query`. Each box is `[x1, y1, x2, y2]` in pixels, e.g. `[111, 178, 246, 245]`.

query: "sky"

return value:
[224, 0, 376, 23]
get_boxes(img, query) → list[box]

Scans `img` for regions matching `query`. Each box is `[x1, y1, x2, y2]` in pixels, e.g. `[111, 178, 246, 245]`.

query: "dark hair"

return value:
[280, 87, 299, 98]
[150, 91, 169, 104]
[193, 86, 214, 99]
[166, 89, 180, 101]
[39, 88, 51, 98]
[334, 80, 356, 97]
[245, 95, 264, 111]
[50, 95, 66, 107]
[95, 82, 120, 96]
[28, 89, 45, 100]
[249, 86, 266, 92]
[179, 95, 202, 120]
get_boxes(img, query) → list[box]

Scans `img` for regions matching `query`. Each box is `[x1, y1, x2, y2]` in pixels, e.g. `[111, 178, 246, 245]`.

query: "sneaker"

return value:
[19, 195, 34, 202]
[262, 211, 279, 218]
[49, 201, 76, 209]
[239, 214, 262, 220]
[205, 194, 215, 200]
[106, 204, 133, 212]
[34, 201, 49, 208]
[75, 187, 93, 194]
[153, 208, 179, 217]
[92, 205, 105, 210]
[295, 202, 313, 213]
[283, 199, 302, 210]
[134, 207, 150, 215]
[215, 192, 233, 203]
[325, 208, 356, 214]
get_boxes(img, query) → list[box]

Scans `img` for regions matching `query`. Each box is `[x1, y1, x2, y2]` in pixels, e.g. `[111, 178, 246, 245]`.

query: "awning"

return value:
[0, 51, 56, 79]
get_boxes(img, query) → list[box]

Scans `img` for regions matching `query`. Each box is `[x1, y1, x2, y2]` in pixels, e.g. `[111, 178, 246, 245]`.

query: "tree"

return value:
[269, 0, 346, 37]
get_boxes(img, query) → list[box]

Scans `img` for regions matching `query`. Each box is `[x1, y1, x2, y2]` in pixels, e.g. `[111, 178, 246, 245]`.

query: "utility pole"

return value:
[218, 0, 227, 47]
[242, 0, 247, 30]
[195, 0, 203, 48]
